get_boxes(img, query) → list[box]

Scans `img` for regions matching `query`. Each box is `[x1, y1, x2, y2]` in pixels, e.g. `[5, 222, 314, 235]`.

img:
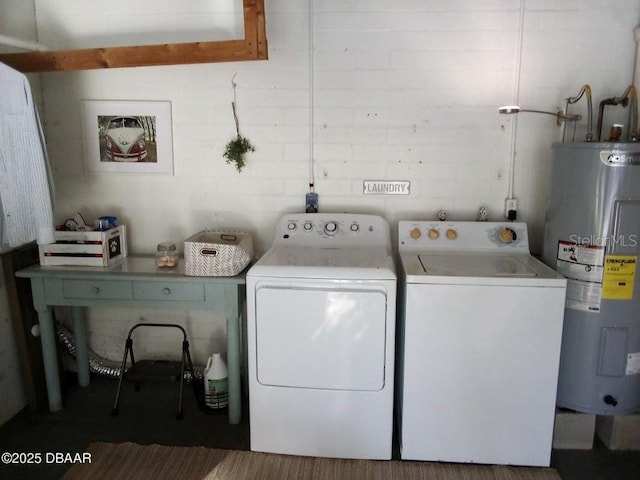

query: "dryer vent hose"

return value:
[56, 325, 124, 378]
[55, 324, 202, 381]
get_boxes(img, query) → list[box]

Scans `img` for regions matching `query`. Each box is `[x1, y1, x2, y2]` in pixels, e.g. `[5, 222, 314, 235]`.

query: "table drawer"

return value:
[133, 282, 205, 302]
[62, 280, 133, 300]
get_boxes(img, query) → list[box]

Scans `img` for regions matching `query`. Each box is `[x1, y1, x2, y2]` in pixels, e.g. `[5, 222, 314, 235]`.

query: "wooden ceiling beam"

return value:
[0, 0, 267, 73]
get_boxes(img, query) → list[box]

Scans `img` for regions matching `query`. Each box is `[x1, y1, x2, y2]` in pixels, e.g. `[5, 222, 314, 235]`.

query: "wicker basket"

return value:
[184, 230, 253, 277]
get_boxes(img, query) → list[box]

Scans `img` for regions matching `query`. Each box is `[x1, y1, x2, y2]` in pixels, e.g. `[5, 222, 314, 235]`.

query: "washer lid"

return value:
[418, 253, 537, 277]
[248, 246, 396, 280]
[400, 252, 566, 286]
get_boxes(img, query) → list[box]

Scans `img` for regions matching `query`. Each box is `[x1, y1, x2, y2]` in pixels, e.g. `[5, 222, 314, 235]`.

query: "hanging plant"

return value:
[224, 136, 254, 173]
[223, 74, 255, 173]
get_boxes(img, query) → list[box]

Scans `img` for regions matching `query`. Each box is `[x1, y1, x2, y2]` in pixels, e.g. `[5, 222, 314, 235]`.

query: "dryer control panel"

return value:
[398, 221, 530, 253]
[275, 213, 391, 248]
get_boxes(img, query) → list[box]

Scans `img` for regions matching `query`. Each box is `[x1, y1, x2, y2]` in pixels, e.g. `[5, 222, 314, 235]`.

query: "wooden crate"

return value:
[39, 225, 127, 267]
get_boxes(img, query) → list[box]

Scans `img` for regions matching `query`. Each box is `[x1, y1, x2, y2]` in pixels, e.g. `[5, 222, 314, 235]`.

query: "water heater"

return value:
[542, 142, 640, 414]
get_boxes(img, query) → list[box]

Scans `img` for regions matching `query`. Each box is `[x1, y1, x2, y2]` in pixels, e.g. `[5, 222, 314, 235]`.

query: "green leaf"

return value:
[223, 135, 255, 173]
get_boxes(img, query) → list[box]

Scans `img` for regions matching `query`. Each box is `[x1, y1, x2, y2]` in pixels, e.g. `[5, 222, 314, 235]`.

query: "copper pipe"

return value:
[629, 86, 638, 141]
[564, 84, 593, 142]
[596, 85, 637, 142]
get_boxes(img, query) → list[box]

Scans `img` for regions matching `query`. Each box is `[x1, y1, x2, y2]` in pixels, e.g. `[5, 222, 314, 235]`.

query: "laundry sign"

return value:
[363, 180, 410, 195]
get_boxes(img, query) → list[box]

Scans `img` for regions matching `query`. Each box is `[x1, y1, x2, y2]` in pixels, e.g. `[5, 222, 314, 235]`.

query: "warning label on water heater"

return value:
[556, 240, 605, 312]
[602, 255, 636, 300]
[626, 352, 640, 375]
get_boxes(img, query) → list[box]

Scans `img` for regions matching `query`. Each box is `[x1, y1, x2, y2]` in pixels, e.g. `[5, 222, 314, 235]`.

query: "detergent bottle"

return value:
[204, 353, 228, 409]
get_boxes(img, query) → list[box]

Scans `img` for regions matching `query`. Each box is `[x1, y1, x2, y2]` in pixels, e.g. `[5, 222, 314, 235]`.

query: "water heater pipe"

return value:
[506, 0, 527, 203]
[596, 85, 638, 142]
[308, 0, 316, 195]
[635, 27, 640, 107]
[563, 84, 593, 142]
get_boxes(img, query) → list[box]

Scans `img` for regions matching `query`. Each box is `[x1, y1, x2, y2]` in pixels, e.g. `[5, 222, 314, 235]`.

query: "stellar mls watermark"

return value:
[568, 234, 637, 248]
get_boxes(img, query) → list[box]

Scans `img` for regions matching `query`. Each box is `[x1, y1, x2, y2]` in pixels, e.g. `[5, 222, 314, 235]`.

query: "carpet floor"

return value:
[62, 442, 562, 480]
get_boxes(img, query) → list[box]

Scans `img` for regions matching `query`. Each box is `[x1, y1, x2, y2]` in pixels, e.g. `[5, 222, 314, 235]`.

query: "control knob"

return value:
[498, 228, 517, 244]
[324, 221, 338, 235]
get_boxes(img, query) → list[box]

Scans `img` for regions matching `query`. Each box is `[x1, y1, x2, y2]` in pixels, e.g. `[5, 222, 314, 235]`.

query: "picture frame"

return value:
[81, 100, 173, 175]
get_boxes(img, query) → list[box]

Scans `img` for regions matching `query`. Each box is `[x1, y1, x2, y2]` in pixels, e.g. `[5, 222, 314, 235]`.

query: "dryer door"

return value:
[255, 284, 387, 391]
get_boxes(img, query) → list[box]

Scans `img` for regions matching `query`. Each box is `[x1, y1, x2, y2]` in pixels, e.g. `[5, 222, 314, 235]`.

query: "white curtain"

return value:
[0, 62, 55, 248]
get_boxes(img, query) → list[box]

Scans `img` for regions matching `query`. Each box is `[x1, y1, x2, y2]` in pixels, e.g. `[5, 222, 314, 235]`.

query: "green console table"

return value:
[16, 256, 246, 424]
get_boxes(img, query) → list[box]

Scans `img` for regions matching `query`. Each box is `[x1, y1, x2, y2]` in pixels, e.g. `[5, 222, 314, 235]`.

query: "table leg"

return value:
[29, 278, 62, 412]
[36, 306, 63, 412]
[227, 298, 241, 425]
[71, 306, 90, 387]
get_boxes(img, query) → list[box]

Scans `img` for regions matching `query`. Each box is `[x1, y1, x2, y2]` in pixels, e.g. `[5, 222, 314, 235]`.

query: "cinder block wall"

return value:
[2, 0, 639, 365]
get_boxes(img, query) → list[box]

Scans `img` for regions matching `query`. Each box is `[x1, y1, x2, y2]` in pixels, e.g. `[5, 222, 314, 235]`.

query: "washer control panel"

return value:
[276, 214, 390, 248]
[398, 221, 530, 252]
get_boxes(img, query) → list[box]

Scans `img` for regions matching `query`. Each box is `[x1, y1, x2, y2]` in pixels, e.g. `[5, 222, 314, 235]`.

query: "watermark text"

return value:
[1, 451, 92, 465]
[568, 234, 637, 248]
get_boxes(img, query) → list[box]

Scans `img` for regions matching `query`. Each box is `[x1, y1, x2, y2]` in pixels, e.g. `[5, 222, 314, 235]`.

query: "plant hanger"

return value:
[223, 74, 255, 173]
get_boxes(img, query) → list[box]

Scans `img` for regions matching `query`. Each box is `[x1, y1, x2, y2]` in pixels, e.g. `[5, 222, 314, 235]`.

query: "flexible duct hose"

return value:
[56, 324, 202, 381]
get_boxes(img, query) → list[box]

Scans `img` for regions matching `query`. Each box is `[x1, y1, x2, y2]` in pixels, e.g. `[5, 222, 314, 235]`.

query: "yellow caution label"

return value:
[602, 255, 636, 300]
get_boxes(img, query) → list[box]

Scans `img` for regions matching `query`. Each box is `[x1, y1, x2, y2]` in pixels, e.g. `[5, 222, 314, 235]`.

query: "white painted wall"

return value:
[0, 0, 39, 53]
[35, 0, 640, 255]
[33, 0, 244, 49]
[2, 1, 640, 365]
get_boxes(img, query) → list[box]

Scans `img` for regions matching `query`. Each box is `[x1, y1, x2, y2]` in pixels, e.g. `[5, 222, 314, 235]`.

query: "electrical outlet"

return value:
[504, 198, 517, 219]
[305, 192, 318, 213]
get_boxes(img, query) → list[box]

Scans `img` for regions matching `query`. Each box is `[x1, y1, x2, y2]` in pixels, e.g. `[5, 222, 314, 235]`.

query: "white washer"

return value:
[247, 213, 396, 460]
[397, 221, 567, 466]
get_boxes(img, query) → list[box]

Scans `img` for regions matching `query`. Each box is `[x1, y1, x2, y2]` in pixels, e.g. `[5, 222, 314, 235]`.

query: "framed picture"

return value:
[82, 100, 173, 174]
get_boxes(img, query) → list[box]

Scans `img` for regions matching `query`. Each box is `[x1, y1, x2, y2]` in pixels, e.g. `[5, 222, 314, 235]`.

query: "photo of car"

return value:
[104, 116, 148, 162]
[83, 101, 170, 174]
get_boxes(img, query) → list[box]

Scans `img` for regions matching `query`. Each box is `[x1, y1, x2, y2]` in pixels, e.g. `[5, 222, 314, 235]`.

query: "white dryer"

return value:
[247, 213, 396, 460]
[397, 221, 567, 467]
